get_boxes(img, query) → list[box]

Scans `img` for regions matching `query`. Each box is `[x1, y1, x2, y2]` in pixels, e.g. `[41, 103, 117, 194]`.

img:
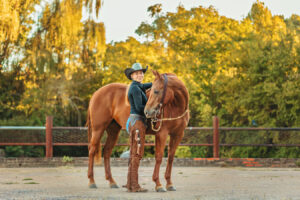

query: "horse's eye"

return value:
[154, 90, 159, 94]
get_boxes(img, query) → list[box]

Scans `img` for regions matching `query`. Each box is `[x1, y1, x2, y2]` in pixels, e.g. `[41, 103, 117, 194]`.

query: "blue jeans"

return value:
[126, 114, 146, 133]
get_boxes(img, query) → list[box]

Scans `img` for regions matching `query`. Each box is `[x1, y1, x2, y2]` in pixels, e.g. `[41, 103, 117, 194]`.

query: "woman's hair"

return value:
[125, 83, 131, 106]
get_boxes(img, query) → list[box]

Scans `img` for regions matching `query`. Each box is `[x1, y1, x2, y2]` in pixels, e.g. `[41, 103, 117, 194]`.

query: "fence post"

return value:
[213, 116, 220, 158]
[46, 116, 53, 158]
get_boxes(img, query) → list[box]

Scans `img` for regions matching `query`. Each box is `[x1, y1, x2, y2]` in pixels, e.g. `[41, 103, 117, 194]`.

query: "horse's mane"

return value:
[166, 74, 187, 91]
[165, 73, 189, 109]
[125, 83, 131, 106]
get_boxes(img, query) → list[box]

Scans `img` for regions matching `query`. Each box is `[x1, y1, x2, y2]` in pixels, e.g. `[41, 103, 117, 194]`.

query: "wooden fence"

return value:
[1, 116, 300, 158]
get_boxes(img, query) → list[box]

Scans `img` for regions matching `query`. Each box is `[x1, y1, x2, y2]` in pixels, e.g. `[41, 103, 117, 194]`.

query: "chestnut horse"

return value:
[87, 70, 189, 192]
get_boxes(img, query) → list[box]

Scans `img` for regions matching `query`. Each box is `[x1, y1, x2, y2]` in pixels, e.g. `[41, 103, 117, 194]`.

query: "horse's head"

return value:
[144, 70, 174, 118]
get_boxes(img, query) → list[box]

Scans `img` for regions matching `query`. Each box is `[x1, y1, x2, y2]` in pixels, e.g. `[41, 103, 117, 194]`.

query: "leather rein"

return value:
[151, 74, 189, 132]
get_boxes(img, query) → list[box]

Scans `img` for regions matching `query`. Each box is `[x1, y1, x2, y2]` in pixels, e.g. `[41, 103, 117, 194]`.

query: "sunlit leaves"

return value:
[1, 0, 300, 129]
[0, 0, 39, 67]
[135, 1, 300, 127]
[1, 0, 106, 125]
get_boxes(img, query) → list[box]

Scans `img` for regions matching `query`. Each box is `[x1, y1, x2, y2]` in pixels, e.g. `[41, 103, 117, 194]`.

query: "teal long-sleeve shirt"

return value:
[128, 81, 152, 116]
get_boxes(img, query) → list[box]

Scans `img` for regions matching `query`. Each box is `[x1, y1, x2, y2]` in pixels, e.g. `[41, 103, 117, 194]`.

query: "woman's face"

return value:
[131, 70, 144, 82]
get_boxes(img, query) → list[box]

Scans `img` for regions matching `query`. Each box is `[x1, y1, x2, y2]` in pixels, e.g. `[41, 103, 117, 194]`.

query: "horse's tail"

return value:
[94, 145, 102, 165]
[86, 107, 102, 165]
[86, 108, 92, 143]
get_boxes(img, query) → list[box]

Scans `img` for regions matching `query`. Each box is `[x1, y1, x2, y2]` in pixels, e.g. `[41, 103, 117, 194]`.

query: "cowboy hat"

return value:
[124, 63, 148, 80]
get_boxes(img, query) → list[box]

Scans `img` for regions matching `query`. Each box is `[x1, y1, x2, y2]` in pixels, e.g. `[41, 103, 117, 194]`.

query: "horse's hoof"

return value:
[110, 183, 119, 188]
[155, 186, 167, 192]
[167, 185, 176, 191]
[89, 183, 97, 189]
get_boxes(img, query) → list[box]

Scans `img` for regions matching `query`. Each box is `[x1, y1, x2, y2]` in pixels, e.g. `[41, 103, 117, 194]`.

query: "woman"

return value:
[124, 63, 152, 192]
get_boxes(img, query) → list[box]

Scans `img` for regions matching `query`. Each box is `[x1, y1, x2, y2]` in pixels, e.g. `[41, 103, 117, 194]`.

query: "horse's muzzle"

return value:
[144, 108, 160, 118]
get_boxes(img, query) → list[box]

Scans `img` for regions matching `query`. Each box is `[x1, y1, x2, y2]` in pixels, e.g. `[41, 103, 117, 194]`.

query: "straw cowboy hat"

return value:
[124, 63, 148, 80]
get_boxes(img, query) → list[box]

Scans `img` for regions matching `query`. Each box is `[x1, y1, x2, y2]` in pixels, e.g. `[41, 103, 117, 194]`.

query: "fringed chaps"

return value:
[126, 119, 146, 192]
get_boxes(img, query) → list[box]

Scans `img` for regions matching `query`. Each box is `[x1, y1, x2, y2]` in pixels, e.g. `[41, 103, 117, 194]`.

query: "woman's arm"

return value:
[143, 83, 152, 90]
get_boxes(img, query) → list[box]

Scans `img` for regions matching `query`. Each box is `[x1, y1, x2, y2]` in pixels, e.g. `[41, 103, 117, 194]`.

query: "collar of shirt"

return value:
[132, 81, 144, 91]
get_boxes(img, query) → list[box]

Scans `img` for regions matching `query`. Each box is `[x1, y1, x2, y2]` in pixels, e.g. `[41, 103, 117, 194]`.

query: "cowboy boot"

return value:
[123, 157, 131, 189]
[129, 154, 147, 192]
[126, 131, 147, 192]
[125, 131, 136, 191]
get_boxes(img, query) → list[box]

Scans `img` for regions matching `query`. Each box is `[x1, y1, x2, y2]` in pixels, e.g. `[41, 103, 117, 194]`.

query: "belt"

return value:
[126, 114, 146, 133]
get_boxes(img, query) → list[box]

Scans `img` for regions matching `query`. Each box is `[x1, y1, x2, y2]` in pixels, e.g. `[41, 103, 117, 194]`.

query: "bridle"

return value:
[151, 74, 189, 132]
[159, 73, 168, 108]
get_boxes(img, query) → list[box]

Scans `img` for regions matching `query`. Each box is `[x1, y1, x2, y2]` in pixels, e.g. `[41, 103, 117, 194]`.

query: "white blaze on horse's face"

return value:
[145, 76, 164, 118]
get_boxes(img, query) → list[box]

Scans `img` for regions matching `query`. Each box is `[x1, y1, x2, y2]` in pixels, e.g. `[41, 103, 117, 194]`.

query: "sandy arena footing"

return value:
[0, 166, 300, 200]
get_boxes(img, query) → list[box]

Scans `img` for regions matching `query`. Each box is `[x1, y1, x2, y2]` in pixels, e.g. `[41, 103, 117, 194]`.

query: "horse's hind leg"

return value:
[88, 124, 109, 188]
[103, 120, 121, 188]
[165, 131, 184, 191]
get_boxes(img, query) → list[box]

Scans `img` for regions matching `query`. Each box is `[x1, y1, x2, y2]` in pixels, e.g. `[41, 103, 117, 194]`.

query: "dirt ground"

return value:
[0, 166, 300, 200]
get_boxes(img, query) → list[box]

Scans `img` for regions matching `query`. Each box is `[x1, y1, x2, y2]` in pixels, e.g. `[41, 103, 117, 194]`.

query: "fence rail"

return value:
[1, 116, 300, 158]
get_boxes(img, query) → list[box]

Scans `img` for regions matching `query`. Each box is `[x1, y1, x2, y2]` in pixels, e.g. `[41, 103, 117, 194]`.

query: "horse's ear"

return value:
[151, 69, 158, 77]
[152, 70, 161, 80]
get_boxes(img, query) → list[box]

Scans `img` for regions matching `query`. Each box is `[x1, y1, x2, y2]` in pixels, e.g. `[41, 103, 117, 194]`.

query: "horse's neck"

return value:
[166, 86, 188, 115]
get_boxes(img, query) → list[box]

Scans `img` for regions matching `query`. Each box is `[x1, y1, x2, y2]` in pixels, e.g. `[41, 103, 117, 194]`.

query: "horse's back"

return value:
[90, 83, 127, 104]
[89, 83, 130, 128]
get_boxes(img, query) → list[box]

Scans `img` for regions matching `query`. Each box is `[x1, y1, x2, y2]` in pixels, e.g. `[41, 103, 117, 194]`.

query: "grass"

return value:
[3, 182, 19, 185]
[62, 156, 74, 163]
[22, 178, 39, 184]
[24, 182, 39, 184]
[22, 178, 33, 181]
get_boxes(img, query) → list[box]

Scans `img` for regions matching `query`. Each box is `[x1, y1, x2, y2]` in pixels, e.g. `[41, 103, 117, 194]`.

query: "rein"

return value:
[151, 108, 189, 132]
[151, 74, 189, 132]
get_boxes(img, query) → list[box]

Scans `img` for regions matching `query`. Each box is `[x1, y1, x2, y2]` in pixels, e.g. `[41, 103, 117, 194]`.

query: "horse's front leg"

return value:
[165, 132, 184, 191]
[153, 132, 168, 192]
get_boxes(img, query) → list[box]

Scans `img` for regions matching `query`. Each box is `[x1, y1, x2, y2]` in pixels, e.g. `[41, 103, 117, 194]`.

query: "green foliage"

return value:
[110, 146, 128, 158]
[24, 182, 39, 184]
[4, 146, 23, 157]
[220, 147, 300, 158]
[1, 1, 300, 158]
[1, 0, 106, 127]
[23, 178, 33, 181]
[220, 147, 268, 158]
[54, 146, 87, 157]
[175, 146, 191, 158]
[62, 156, 73, 163]
[190, 146, 212, 158]
[5, 146, 44, 157]
[144, 146, 155, 158]
[135, 1, 300, 129]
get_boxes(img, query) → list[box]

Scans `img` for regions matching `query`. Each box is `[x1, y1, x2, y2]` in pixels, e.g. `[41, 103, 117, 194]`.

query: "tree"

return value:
[1, 0, 106, 126]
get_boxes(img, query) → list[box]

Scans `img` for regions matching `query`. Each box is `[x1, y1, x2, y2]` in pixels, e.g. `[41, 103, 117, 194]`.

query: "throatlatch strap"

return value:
[160, 74, 168, 105]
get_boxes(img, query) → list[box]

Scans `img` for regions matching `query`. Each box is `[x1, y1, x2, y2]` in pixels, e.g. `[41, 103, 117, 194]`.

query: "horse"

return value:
[87, 70, 189, 192]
